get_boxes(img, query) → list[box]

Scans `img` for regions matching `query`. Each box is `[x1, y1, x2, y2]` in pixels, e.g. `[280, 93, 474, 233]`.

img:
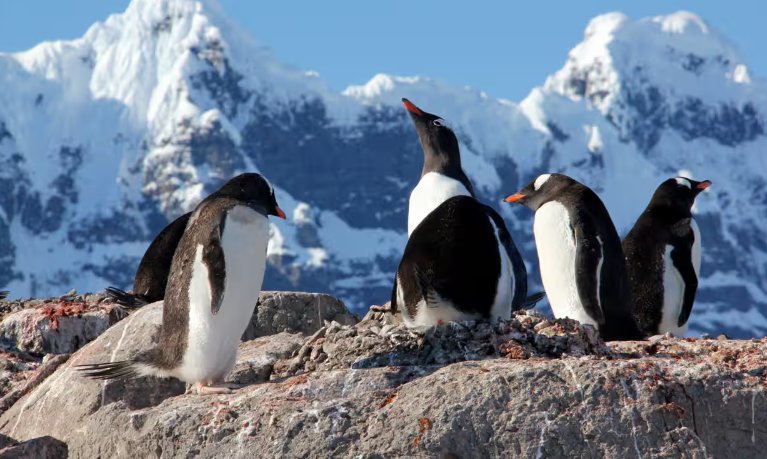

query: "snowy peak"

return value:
[545, 11, 757, 111]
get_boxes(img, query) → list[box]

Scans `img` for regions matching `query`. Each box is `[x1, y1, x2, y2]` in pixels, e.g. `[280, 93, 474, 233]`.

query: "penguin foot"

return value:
[190, 381, 240, 395]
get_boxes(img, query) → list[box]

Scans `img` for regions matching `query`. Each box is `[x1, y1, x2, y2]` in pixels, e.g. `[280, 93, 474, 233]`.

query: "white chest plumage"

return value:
[178, 206, 269, 384]
[408, 172, 471, 235]
[534, 201, 598, 327]
[659, 218, 701, 337]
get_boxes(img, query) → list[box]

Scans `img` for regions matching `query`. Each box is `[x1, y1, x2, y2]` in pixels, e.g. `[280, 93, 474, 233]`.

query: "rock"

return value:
[0, 353, 40, 400]
[0, 435, 67, 458]
[242, 291, 358, 339]
[227, 332, 304, 386]
[2, 305, 766, 458]
[0, 293, 124, 355]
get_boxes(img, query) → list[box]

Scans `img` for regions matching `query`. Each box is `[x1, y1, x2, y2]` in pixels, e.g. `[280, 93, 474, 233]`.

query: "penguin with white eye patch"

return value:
[76, 173, 286, 394]
[623, 177, 711, 337]
[401, 98, 475, 236]
[396, 98, 531, 316]
[505, 173, 643, 341]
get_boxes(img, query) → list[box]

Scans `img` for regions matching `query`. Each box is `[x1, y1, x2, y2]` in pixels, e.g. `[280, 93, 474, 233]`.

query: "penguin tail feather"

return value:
[521, 291, 546, 310]
[104, 287, 149, 309]
[74, 360, 139, 380]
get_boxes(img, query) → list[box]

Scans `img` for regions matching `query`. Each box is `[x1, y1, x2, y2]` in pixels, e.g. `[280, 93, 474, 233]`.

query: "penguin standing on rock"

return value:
[505, 173, 643, 341]
[105, 212, 192, 308]
[392, 195, 527, 327]
[402, 98, 475, 235]
[623, 177, 711, 337]
[77, 173, 286, 394]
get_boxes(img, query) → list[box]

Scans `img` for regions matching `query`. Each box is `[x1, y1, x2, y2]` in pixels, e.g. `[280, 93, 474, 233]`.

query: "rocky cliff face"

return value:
[0, 295, 764, 458]
[0, 1, 766, 337]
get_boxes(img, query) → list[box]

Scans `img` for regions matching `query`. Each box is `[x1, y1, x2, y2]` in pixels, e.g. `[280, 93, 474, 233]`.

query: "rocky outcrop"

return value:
[0, 293, 122, 356]
[0, 435, 67, 458]
[0, 298, 764, 458]
[242, 291, 358, 339]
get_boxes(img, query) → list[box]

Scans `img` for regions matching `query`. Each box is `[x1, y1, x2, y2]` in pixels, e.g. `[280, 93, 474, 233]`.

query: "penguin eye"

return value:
[433, 119, 444, 127]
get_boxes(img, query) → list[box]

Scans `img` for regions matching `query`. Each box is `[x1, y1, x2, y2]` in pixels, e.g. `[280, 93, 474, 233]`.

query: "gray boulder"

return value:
[0, 435, 67, 458]
[242, 291, 358, 339]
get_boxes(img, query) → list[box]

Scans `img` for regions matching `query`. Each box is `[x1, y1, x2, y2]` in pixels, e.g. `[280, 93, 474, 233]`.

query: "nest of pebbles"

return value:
[278, 309, 611, 376]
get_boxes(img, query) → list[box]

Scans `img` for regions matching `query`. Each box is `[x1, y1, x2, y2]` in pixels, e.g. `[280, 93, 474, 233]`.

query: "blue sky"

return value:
[1, 0, 765, 101]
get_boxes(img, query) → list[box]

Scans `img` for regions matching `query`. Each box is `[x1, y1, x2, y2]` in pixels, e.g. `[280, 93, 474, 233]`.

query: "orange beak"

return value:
[696, 180, 712, 190]
[504, 193, 526, 203]
[402, 98, 424, 116]
[275, 206, 286, 219]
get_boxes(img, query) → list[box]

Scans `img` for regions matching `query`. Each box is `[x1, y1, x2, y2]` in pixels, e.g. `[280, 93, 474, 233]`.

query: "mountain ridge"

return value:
[1, 0, 765, 337]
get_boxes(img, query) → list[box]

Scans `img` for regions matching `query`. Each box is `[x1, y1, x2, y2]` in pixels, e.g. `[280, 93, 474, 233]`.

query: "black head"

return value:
[647, 177, 711, 218]
[402, 98, 462, 172]
[504, 173, 579, 211]
[211, 173, 286, 219]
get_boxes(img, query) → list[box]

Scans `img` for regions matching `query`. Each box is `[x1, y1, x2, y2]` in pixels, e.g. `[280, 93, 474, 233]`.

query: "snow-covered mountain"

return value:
[1, 1, 765, 337]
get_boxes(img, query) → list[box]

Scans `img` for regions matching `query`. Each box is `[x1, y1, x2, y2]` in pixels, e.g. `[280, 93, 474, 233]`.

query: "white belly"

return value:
[534, 202, 597, 327]
[408, 172, 471, 235]
[176, 206, 269, 384]
[658, 220, 700, 337]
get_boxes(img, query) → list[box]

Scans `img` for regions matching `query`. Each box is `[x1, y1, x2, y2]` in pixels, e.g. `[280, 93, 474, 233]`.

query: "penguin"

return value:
[622, 177, 711, 337]
[105, 212, 192, 308]
[505, 173, 642, 341]
[77, 173, 286, 394]
[392, 195, 528, 327]
[402, 98, 475, 236]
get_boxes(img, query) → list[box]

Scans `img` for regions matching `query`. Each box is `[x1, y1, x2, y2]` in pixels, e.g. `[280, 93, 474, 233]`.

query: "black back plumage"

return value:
[392, 195, 525, 319]
[105, 212, 191, 308]
[507, 174, 643, 340]
[623, 177, 709, 335]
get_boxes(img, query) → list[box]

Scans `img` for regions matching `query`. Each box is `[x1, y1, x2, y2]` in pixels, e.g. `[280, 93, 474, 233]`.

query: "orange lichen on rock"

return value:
[39, 302, 90, 330]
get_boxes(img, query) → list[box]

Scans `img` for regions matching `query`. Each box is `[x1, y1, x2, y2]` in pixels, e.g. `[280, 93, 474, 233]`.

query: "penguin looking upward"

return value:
[505, 173, 643, 341]
[77, 173, 286, 394]
[623, 177, 711, 337]
[392, 195, 527, 327]
[105, 212, 192, 308]
[402, 98, 475, 236]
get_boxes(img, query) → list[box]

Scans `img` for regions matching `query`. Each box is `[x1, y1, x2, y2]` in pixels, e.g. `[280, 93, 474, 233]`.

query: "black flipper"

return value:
[104, 287, 149, 309]
[574, 225, 606, 325]
[0, 291, 8, 300]
[413, 265, 439, 308]
[74, 361, 137, 380]
[204, 212, 227, 315]
[522, 291, 546, 309]
[483, 205, 528, 311]
[670, 244, 698, 327]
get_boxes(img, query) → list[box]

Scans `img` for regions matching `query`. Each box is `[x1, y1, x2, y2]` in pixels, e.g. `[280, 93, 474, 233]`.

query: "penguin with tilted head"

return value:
[623, 177, 711, 337]
[105, 212, 191, 308]
[392, 194, 529, 328]
[398, 99, 531, 315]
[402, 98, 475, 235]
[505, 173, 643, 340]
[77, 173, 286, 394]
